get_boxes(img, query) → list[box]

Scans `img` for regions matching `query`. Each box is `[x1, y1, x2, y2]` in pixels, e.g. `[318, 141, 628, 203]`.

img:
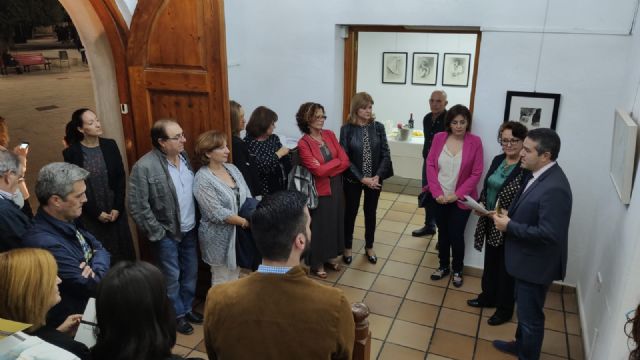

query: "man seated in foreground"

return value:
[204, 190, 355, 359]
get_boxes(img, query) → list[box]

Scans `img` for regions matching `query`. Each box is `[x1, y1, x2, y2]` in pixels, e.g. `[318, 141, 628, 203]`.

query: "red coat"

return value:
[298, 130, 350, 196]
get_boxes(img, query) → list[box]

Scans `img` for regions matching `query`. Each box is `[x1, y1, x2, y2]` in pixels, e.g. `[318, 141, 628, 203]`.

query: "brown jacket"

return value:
[204, 266, 355, 359]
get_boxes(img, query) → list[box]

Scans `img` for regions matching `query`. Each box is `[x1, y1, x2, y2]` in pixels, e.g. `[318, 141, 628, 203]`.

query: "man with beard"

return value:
[203, 190, 355, 359]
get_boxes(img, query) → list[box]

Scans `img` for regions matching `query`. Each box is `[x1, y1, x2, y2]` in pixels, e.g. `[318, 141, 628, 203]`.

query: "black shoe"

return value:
[342, 253, 352, 264]
[430, 267, 450, 280]
[492, 340, 517, 355]
[488, 313, 511, 326]
[412, 226, 436, 237]
[365, 249, 377, 264]
[466, 298, 484, 308]
[452, 272, 463, 287]
[176, 317, 194, 335]
[185, 311, 204, 324]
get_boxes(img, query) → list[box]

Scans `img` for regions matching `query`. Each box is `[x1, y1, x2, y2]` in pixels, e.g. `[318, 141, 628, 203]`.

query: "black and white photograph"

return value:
[442, 53, 470, 87]
[382, 52, 407, 84]
[411, 52, 438, 85]
[504, 91, 561, 130]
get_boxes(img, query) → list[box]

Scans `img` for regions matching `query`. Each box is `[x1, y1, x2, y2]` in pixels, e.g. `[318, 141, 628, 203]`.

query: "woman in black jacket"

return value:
[340, 92, 393, 265]
[467, 121, 529, 326]
[230, 100, 261, 196]
[63, 108, 135, 264]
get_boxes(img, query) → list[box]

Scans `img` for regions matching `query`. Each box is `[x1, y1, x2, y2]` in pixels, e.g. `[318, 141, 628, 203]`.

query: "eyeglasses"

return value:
[315, 115, 327, 120]
[164, 133, 186, 141]
[498, 138, 521, 146]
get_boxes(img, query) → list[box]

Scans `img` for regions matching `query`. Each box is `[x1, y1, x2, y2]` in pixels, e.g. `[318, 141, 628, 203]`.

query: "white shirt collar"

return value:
[531, 161, 556, 180]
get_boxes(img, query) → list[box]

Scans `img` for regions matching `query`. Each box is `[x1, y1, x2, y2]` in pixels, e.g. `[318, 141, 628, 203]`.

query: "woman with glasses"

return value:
[466, 121, 529, 326]
[426, 104, 483, 288]
[295, 102, 350, 278]
[63, 108, 135, 264]
[244, 106, 291, 196]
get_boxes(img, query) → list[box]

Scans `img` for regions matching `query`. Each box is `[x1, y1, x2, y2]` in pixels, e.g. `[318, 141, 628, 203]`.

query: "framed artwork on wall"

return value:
[411, 52, 438, 85]
[442, 53, 470, 87]
[382, 52, 407, 84]
[503, 91, 561, 130]
[609, 108, 637, 204]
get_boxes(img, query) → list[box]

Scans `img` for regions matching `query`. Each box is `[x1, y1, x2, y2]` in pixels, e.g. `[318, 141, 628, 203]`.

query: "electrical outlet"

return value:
[595, 272, 603, 292]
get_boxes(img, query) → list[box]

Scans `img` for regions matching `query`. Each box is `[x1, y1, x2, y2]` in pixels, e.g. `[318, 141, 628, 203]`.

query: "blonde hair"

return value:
[230, 100, 243, 136]
[0, 248, 59, 332]
[0, 116, 9, 148]
[348, 92, 374, 124]
[195, 130, 226, 165]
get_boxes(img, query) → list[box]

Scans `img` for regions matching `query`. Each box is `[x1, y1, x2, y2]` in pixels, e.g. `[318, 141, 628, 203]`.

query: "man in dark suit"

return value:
[413, 90, 448, 237]
[491, 128, 572, 359]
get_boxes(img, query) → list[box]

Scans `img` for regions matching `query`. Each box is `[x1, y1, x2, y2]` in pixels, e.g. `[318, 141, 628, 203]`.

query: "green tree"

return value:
[0, 0, 66, 51]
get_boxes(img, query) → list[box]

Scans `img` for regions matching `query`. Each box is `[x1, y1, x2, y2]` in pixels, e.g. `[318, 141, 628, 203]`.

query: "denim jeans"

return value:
[514, 279, 549, 360]
[153, 229, 198, 318]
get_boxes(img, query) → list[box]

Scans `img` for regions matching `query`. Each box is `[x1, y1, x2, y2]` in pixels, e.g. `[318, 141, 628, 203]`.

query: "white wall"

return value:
[356, 32, 476, 129]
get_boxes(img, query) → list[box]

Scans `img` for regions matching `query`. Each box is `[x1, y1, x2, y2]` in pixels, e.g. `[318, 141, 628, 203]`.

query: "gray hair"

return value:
[35, 162, 89, 205]
[0, 150, 19, 176]
[432, 90, 448, 100]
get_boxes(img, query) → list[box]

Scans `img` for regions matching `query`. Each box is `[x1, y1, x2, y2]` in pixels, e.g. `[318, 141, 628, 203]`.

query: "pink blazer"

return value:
[298, 130, 350, 196]
[425, 131, 483, 209]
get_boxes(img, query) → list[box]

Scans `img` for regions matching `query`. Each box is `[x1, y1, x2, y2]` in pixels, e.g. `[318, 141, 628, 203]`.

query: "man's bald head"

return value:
[429, 90, 448, 115]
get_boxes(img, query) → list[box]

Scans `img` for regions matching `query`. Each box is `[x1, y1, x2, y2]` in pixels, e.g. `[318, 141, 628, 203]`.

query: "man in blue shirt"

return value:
[22, 162, 111, 328]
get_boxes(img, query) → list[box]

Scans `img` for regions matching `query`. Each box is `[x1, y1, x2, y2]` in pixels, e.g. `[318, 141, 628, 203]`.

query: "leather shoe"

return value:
[488, 313, 511, 326]
[492, 340, 517, 355]
[185, 311, 204, 324]
[466, 298, 484, 308]
[342, 255, 352, 264]
[412, 226, 436, 237]
[177, 317, 194, 335]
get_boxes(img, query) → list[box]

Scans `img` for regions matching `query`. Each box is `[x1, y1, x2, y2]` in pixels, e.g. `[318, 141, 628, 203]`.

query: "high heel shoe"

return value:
[365, 249, 377, 264]
[342, 255, 352, 264]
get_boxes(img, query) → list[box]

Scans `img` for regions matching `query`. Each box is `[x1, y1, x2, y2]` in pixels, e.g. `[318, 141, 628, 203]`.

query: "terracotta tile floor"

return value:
[173, 177, 585, 359]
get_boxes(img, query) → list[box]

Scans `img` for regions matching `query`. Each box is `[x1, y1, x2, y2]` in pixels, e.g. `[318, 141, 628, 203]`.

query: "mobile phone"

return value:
[19, 142, 29, 150]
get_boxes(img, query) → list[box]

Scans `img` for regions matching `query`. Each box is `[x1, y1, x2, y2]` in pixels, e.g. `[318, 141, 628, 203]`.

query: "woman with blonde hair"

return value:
[340, 92, 393, 265]
[0, 248, 90, 359]
[193, 130, 251, 286]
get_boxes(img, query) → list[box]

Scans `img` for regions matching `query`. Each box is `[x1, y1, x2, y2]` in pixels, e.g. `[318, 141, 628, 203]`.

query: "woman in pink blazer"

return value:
[296, 102, 350, 278]
[425, 104, 483, 287]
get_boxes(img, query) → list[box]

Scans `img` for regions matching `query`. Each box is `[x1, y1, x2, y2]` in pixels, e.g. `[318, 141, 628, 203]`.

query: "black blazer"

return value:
[339, 121, 393, 183]
[62, 138, 126, 218]
[479, 154, 529, 204]
[504, 163, 572, 285]
[232, 135, 261, 196]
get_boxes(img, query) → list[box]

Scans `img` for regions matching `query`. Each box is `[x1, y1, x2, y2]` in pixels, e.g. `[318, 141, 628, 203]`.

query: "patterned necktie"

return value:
[75, 229, 93, 263]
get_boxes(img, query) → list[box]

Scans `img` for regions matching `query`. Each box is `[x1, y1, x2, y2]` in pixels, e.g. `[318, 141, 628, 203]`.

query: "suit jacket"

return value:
[421, 110, 447, 158]
[63, 138, 126, 217]
[0, 196, 31, 251]
[426, 131, 484, 209]
[204, 266, 355, 359]
[297, 130, 350, 196]
[504, 163, 572, 285]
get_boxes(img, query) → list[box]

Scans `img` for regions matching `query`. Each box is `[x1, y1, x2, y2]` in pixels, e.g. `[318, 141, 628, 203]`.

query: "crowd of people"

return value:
[6, 89, 636, 359]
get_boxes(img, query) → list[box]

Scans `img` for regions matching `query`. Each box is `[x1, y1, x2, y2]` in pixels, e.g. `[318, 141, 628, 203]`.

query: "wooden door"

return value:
[127, 0, 230, 160]
[127, 0, 229, 269]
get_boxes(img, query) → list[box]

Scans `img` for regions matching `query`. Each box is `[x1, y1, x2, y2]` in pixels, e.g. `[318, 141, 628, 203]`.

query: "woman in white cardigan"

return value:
[193, 130, 251, 286]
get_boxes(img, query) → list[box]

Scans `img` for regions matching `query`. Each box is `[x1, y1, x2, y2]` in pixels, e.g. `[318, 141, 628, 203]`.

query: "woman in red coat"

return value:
[296, 102, 350, 278]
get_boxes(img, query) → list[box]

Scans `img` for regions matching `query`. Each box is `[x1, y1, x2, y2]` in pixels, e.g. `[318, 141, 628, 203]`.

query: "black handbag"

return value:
[418, 191, 430, 208]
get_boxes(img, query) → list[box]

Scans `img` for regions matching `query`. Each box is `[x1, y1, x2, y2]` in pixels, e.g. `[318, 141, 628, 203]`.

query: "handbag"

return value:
[418, 191, 430, 208]
[287, 146, 319, 209]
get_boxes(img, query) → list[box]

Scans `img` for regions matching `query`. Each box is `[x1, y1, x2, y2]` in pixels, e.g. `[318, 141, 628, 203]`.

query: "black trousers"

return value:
[434, 202, 470, 272]
[479, 243, 515, 317]
[344, 180, 380, 249]
[421, 159, 437, 229]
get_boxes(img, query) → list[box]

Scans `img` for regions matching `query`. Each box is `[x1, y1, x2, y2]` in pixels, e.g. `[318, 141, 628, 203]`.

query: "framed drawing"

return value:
[411, 52, 438, 85]
[442, 53, 470, 87]
[610, 108, 638, 204]
[382, 52, 407, 84]
[503, 91, 561, 130]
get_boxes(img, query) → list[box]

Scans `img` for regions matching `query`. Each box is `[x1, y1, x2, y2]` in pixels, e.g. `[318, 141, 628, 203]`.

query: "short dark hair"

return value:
[445, 104, 473, 133]
[245, 106, 277, 138]
[251, 190, 308, 261]
[498, 121, 528, 141]
[64, 108, 92, 146]
[92, 261, 176, 360]
[527, 128, 561, 160]
[295, 102, 325, 134]
[150, 119, 176, 149]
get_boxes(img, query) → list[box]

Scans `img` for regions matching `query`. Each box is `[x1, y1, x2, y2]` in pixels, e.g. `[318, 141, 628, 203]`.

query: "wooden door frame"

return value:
[342, 25, 482, 122]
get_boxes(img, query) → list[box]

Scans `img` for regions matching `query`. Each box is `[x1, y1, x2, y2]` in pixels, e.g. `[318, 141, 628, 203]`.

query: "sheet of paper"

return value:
[0, 318, 31, 340]
[74, 298, 97, 348]
[458, 195, 490, 215]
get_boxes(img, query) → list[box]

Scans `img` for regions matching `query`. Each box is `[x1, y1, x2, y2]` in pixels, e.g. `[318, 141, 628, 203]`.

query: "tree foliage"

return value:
[0, 0, 66, 49]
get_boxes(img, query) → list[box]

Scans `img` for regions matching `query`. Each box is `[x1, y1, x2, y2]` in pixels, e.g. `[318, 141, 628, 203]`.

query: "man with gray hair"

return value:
[0, 150, 30, 251]
[23, 162, 111, 328]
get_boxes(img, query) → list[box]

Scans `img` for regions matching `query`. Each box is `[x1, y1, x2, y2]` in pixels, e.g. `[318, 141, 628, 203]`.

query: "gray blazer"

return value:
[505, 163, 572, 285]
[128, 148, 194, 241]
[193, 163, 250, 269]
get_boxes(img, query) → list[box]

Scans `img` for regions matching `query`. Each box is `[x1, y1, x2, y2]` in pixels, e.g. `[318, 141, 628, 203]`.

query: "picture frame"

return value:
[442, 53, 470, 87]
[382, 52, 407, 84]
[411, 52, 438, 85]
[609, 108, 638, 204]
[503, 91, 561, 130]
